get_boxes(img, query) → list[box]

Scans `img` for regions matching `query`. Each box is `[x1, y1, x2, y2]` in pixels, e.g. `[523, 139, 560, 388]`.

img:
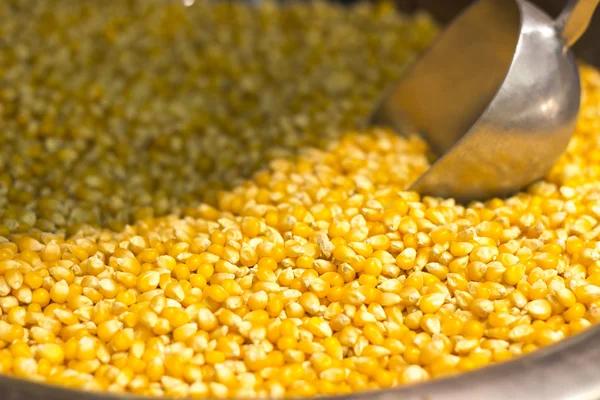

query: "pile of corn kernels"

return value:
[3, 0, 600, 398]
[0, 0, 436, 235]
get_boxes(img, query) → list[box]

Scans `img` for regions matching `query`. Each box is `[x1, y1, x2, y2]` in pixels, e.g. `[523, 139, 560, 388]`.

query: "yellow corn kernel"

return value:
[450, 242, 474, 257]
[306, 317, 333, 338]
[396, 248, 416, 270]
[205, 285, 229, 303]
[49, 280, 69, 304]
[526, 299, 553, 320]
[418, 292, 446, 314]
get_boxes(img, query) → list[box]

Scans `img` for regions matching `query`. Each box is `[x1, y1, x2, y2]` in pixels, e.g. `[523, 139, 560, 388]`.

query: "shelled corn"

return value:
[2, 0, 600, 398]
[0, 0, 436, 235]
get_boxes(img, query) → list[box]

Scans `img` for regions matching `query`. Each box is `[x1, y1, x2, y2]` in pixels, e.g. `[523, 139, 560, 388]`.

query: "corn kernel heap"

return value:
[0, 0, 436, 235]
[2, 0, 600, 399]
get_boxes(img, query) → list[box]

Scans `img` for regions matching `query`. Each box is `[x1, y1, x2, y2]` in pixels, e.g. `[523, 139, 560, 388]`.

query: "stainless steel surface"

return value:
[371, 0, 598, 203]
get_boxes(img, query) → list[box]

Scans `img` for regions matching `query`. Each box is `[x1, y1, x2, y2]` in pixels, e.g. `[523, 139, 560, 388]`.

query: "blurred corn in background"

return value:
[0, 0, 437, 235]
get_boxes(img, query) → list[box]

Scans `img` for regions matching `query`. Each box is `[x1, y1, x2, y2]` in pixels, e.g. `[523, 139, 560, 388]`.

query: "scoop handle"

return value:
[556, 0, 600, 46]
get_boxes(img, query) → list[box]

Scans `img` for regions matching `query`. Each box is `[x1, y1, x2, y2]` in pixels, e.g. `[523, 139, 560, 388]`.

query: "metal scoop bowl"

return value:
[371, 0, 599, 203]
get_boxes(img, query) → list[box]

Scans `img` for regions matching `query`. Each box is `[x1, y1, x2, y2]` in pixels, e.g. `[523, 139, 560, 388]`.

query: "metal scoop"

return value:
[371, 0, 599, 203]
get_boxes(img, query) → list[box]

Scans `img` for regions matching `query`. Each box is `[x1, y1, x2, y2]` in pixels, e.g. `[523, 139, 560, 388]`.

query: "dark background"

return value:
[341, 0, 600, 67]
